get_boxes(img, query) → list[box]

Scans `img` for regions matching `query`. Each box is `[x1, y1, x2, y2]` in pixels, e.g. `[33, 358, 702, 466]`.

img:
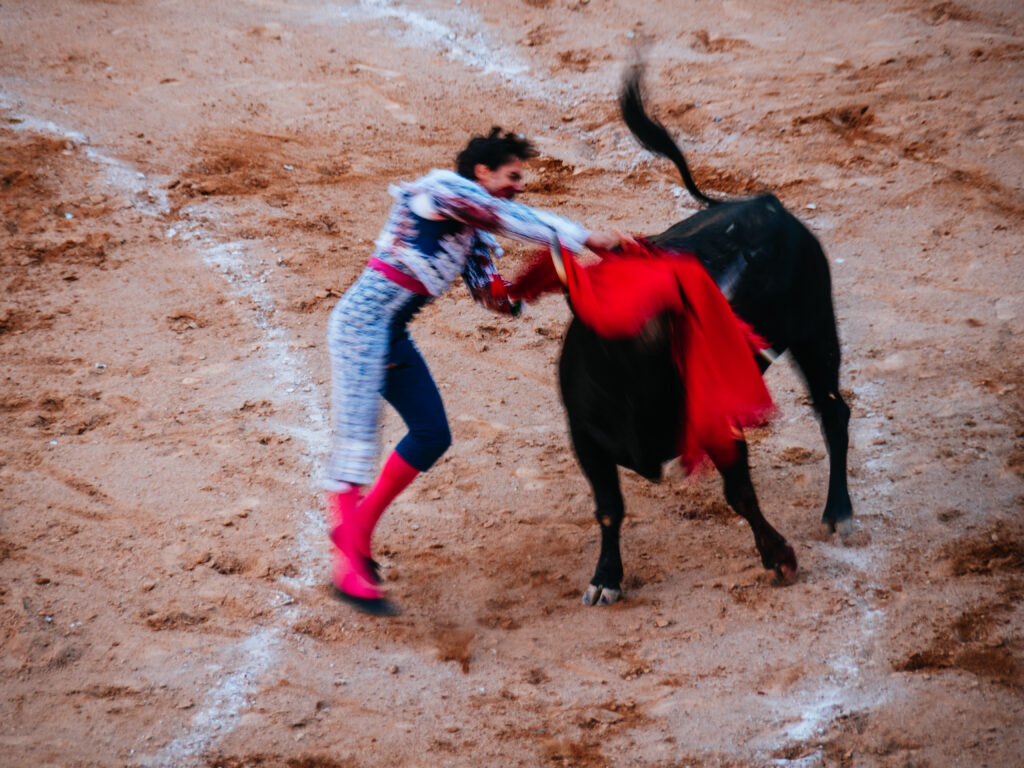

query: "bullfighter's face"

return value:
[474, 158, 525, 200]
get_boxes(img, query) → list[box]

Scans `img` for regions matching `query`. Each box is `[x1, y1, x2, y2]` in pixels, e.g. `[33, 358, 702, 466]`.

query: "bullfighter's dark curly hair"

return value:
[455, 127, 538, 180]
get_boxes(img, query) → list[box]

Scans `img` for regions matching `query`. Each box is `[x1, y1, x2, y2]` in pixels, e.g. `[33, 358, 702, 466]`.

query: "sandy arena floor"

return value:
[1, 1, 1022, 766]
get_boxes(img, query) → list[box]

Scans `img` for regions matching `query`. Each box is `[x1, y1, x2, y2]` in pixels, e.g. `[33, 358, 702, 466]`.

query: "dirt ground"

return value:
[1, 1, 1023, 766]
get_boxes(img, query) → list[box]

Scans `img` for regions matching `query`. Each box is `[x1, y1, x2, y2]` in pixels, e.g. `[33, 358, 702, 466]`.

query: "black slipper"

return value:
[366, 557, 382, 585]
[331, 585, 400, 617]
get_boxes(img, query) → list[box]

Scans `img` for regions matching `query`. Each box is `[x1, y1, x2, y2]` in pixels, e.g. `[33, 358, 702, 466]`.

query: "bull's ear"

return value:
[550, 235, 568, 287]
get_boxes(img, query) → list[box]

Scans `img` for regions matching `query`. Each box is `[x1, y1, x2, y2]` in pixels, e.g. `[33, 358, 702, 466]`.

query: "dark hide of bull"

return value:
[559, 69, 852, 606]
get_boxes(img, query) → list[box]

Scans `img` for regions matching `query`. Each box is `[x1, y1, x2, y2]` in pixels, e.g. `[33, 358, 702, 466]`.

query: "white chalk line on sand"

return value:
[316, 0, 529, 82]
[309, 0, 615, 104]
[1, 89, 325, 766]
[762, 420, 896, 760]
[178, 227, 327, 585]
[1, 92, 328, 584]
[152, 627, 282, 767]
[358, 0, 530, 82]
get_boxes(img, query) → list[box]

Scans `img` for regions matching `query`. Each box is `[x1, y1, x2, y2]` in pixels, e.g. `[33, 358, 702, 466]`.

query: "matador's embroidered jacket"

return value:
[371, 168, 590, 298]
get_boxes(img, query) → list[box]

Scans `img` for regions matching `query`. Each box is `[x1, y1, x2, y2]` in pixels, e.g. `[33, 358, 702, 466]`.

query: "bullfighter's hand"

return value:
[585, 229, 636, 252]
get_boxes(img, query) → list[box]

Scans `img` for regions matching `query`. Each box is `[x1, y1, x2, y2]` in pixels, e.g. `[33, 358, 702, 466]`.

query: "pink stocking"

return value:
[354, 450, 420, 559]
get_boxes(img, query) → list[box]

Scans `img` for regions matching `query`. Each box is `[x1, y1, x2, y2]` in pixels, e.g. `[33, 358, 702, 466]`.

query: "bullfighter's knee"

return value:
[422, 425, 453, 468]
[398, 425, 452, 472]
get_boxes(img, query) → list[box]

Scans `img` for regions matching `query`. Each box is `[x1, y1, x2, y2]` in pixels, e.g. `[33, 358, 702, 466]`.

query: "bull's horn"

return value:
[549, 235, 568, 287]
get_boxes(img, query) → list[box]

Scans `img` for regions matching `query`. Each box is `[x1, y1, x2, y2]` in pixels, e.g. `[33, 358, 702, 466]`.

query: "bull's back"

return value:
[648, 194, 832, 355]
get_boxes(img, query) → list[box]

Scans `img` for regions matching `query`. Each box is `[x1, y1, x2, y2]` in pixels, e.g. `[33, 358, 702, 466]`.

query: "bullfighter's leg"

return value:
[716, 440, 798, 582]
[790, 329, 853, 535]
[572, 431, 626, 606]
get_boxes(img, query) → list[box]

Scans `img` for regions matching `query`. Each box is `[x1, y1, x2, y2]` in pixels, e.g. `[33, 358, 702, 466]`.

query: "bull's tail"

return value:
[620, 65, 720, 208]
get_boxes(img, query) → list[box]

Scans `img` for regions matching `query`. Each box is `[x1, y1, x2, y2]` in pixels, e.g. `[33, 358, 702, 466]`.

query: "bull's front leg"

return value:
[717, 440, 798, 582]
[573, 433, 626, 606]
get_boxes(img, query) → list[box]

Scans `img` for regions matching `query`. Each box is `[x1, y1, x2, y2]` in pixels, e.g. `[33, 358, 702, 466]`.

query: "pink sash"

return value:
[368, 257, 430, 296]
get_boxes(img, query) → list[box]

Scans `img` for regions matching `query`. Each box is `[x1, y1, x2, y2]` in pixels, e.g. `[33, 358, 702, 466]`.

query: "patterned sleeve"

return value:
[477, 231, 503, 259]
[462, 238, 500, 298]
[424, 171, 591, 253]
[461, 234, 521, 315]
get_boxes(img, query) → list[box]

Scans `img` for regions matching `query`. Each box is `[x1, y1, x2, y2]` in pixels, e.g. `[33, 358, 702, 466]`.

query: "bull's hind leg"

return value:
[573, 433, 626, 606]
[717, 441, 798, 582]
[790, 329, 853, 536]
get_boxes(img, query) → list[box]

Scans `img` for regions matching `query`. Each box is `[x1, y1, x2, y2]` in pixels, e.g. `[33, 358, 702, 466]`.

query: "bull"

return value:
[558, 69, 852, 605]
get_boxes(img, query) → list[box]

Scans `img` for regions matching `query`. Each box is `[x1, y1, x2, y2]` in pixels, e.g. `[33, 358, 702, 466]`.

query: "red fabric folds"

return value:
[508, 240, 774, 472]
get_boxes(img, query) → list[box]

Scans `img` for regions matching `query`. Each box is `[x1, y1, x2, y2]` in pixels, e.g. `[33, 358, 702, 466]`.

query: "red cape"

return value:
[509, 241, 773, 472]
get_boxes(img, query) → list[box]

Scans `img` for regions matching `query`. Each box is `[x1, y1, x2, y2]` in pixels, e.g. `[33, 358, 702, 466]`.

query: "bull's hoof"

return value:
[770, 544, 799, 585]
[582, 584, 622, 606]
[772, 561, 799, 585]
[822, 517, 855, 538]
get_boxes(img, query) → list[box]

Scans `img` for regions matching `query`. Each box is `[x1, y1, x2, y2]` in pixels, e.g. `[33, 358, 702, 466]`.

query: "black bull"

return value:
[558, 73, 852, 606]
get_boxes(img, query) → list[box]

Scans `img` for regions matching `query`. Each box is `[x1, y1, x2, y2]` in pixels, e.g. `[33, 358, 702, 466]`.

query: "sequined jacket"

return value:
[371, 168, 590, 298]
